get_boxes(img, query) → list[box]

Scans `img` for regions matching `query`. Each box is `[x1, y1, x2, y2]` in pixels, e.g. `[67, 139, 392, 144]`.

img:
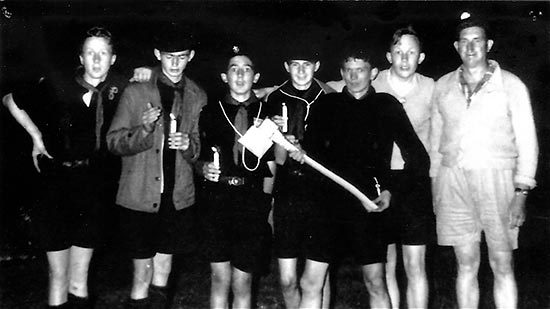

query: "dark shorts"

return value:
[117, 196, 197, 259]
[201, 181, 272, 274]
[31, 165, 110, 252]
[305, 196, 388, 266]
[273, 166, 323, 258]
[385, 171, 435, 246]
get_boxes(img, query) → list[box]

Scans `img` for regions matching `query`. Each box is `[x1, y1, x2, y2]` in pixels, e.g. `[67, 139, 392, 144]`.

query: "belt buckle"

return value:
[229, 177, 244, 186]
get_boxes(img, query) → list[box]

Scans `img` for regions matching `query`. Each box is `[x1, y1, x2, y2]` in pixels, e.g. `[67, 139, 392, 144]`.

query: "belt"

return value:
[218, 176, 247, 186]
[61, 158, 90, 168]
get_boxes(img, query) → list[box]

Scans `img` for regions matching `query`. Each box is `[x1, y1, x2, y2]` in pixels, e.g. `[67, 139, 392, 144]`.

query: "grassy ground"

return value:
[1, 216, 549, 309]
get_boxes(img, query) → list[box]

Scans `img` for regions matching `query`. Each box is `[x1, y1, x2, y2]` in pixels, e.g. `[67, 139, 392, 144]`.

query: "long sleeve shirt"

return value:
[429, 60, 538, 188]
[372, 70, 434, 170]
[304, 86, 430, 207]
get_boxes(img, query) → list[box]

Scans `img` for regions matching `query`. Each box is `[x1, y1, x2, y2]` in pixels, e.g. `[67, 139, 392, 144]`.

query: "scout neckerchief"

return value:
[459, 61, 496, 109]
[75, 75, 110, 151]
[218, 94, 262, 171]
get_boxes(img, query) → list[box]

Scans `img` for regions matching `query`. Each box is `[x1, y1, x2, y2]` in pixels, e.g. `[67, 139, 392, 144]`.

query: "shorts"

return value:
[385, 171, 435, 246]
[304, 196, 388, 266]
[117, 196, 197, 259]
[201, 181, 272, 274]
[273, 166, 323, 258]
[31, 165, 106, 252]
[433, 166, 518, 251]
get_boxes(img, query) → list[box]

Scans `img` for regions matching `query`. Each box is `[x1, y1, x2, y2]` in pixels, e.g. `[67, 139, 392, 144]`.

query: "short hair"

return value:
[390, 26, 422, 52]
[339, 44, 377, 69]
[456, 17, 491, 40]
[81, 26, 115, 54]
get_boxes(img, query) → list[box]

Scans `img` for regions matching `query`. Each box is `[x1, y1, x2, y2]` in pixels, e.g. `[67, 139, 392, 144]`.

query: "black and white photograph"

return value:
[1, 1, 549, 308]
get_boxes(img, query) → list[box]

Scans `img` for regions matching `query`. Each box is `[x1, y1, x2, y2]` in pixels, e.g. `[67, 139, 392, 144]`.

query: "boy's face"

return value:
[154, 49, 195, 83]
[454, 26, 493, 69]
[340, 58, 378, 99]
[284, 60, 320, 90]
[221, 55, 260, 97]
[386, 34, 425, 80]
[80, 36, 116, 85]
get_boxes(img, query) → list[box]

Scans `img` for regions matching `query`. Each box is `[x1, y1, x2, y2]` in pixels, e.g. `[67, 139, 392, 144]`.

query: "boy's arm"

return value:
[2, 93, 52, 172]
[107, 88, 156, 156]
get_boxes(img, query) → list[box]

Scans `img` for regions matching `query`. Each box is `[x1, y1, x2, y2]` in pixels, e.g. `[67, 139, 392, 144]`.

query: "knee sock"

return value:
[149, 284, 169, 309]
[125, 297, 151, 309]
[68, 293, 91, 309]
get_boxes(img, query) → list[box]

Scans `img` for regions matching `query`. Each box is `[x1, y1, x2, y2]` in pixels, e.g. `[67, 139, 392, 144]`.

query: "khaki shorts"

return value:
[433, 167, 518, 251]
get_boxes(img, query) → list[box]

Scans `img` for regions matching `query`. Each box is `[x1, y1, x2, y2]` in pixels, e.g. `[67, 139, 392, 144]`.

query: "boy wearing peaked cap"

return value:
[107, 23, 206, 308]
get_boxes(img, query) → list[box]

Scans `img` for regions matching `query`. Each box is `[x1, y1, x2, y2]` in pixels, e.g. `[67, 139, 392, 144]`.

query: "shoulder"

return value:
[434, 69, 458, 88]
[314, 79, 336, 94]
[184, 76, 207, 103]
[498, 68, 526, 89]
[415, 73, 435, 86]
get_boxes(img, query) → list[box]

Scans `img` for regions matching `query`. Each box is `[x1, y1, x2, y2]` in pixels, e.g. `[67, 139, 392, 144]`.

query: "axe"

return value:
[238, 118, 378, 211]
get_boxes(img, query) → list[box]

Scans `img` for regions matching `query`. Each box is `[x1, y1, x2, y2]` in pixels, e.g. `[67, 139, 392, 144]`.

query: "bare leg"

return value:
[361, 263, 391, 308]
[232, 267, 253, 309]
[454, 243, 480, 309]
[299, 259, 329, 309]
[488, 248, 517, 308]
[46, 249, 70, 306]
[210, 262, 231, 309]
[403, 245, 428, 309]
[321, 271, 331, 309]
[278, 258, 300, 309]
[152, 253, 172, 287]
[68, 246, 93, 298]
[131, 258, 153, 300]
[385, 243, 400, 309]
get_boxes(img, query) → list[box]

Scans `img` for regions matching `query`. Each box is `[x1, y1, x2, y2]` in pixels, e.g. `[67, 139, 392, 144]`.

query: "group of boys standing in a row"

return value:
[3, 15, 538, 309]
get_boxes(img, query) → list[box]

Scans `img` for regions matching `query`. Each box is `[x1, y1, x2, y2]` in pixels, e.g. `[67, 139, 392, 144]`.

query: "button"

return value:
[155, 177, 160, 181]
[153, 203, 158, 208]
[156, 149, 160, 153]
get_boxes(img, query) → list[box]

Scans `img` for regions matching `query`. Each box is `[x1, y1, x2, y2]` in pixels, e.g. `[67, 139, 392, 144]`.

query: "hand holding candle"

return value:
[168, 113, 189, 150]
[281, 103, 288, 133]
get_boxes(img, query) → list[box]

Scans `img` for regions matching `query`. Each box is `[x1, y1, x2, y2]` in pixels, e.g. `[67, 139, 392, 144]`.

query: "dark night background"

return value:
[0, 1, 549, 308]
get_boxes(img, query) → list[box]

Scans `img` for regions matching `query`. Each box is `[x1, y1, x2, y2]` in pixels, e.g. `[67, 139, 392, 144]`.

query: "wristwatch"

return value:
[514, 187, 530, 196]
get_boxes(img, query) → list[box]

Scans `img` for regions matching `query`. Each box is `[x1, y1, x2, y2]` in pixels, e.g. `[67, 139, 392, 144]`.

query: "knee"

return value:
[154, 257, 172, 276]
[49, 266, 69, 285]
[232, 276, 252, 297]
[211, 271, 231, 290]
[489, 256, 514, 278]
[300, 275, 323, 295]
[363, 274, 386, 294]
[279, 273, 298, 292]
[403, 257, 425, 280]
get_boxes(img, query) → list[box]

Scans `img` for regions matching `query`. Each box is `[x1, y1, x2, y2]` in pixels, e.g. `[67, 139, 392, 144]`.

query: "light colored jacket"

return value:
[430, 60, 538, 187]
[107, 68, 207, 212]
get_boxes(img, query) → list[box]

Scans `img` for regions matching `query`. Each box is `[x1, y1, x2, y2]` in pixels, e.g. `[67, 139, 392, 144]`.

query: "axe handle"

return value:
[302, 155, 379, 210]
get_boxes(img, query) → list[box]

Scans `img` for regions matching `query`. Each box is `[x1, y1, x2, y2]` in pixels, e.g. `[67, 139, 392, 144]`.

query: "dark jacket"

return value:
[304, 86, 430, 206]
[107, 67, 206, 212]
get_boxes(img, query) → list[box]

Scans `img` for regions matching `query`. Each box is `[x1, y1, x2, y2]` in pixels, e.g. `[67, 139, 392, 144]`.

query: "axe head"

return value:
[238, 118, 297, 158]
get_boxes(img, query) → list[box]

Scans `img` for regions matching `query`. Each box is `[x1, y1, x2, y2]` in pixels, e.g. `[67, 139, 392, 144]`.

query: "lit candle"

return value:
[281, 103, 288, 133]
[211, 146, 220, 168]
[170, 113, 177, 134]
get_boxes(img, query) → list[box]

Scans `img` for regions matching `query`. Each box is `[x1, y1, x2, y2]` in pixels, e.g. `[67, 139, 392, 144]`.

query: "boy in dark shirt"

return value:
[197, 45, 273, 309]
[264, 47, 333, 309]
[289, 45, 430, 308]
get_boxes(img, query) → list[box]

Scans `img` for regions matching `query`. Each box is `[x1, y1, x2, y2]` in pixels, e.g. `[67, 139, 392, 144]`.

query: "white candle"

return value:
[170, 113, 177, 134]
[211, 146, 220, 168]
[281, 103, 288, 133]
